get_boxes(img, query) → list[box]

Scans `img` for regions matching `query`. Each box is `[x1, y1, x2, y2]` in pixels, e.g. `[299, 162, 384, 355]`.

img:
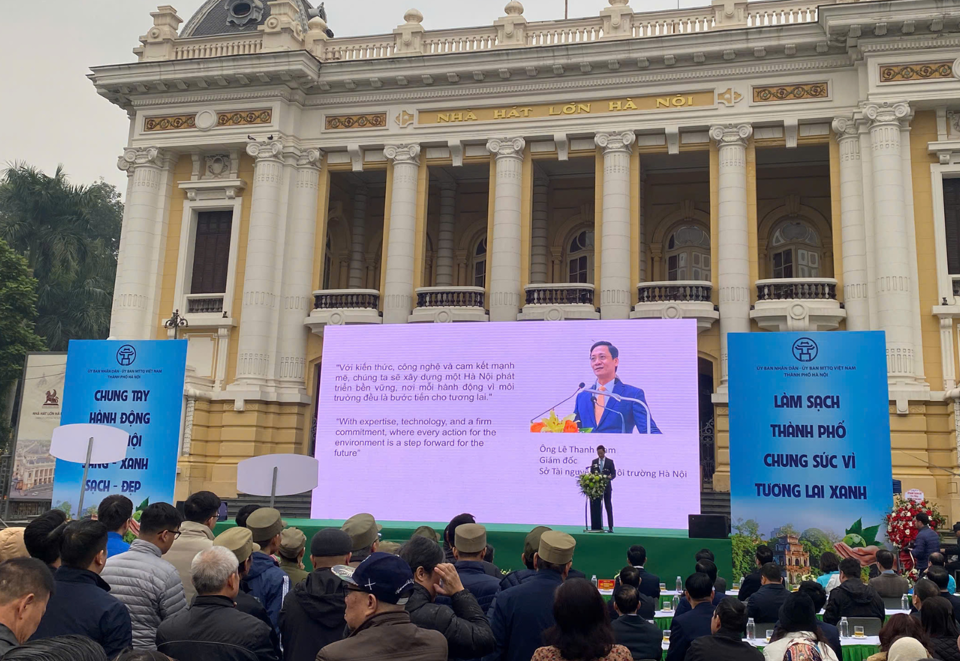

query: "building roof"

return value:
[181, 0, 314, 38]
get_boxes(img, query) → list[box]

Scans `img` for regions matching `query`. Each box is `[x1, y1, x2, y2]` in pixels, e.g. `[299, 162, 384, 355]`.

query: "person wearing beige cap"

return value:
[452, 523, 501, 611]
[487, 530, 577, 661]
[213, 527, 279, 658]
[245, 508, 290, 629]
[277, 527, 308, 587]
[499, 526, 587, 591]
[341, 513, 381, 567]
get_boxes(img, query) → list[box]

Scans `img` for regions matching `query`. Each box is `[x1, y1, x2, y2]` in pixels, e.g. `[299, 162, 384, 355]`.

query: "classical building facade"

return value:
[92, 0, 960, 516]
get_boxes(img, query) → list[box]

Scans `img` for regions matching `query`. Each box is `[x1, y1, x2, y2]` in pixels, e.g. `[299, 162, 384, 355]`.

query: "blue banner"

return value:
[52, 340, 187, 518]
[729, 332, 892, 574]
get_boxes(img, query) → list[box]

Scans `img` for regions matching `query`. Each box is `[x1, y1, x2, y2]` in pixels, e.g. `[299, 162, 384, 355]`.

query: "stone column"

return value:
[596, 130, 636, 319]
[832, 117, 870, 331]
[348, 187, 368, 289]
[234, 140, 285, 386]
[710, 124, 753, 386]
[111, 147, 166, 340]
[486, 137, 526, 322]
[864, 101, 914, 381]
[382, 144, 421, 324]
[276, 149, 322, 393]
[436, 182, 456, 286]
[531, 176, 549, 284]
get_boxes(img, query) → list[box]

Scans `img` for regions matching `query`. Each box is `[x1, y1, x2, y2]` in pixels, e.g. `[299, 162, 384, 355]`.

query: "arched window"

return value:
[769, 219, 821, 278]
[567, 229, 594, 284]
[473, 238, 486, 288]
[665, 224, 710, 281]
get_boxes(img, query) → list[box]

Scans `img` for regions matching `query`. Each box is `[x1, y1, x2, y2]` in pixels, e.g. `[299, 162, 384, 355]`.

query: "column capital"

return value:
[709, 124, 752, 147]
[384, 143, 421, 165]
[487, 137, 526, 160]
[246, 140, 284, 162]
[117, 146, 163, 172]
[296, 148, 323, 169]
[831, 116, 858, 141]
[861, 101, 911, 127]
[595, 130, 636, 153]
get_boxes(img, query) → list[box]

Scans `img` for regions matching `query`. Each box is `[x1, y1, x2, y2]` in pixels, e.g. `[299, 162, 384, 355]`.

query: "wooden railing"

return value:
[313, 289, 380, 310]
[755, 278, 839, 301]
[416, 287, 485, 309]
[637, 281, 713, 304]
[524, 283, 595, 306]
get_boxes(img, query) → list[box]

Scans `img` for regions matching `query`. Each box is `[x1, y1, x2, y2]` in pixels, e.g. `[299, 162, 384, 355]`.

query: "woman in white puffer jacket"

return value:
[762, 593, 840, 661]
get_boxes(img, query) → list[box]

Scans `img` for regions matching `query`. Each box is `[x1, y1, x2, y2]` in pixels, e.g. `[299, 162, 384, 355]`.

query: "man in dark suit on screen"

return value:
[573, 341, 661, 434]
[590, 446, 616, 532]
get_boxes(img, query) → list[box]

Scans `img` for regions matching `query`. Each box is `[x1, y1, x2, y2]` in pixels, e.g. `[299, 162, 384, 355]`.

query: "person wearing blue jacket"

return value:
[246, 508, 291, 629]
[32, 520, 132, 658]
[452, 524, 501, 612]
[913, 512, 941, 572]
[665, 573, 715, 661]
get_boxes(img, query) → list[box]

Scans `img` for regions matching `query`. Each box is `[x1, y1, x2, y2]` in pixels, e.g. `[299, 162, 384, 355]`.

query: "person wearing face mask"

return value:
[0, 558, 54, 655]
[398, 536, 495, 660]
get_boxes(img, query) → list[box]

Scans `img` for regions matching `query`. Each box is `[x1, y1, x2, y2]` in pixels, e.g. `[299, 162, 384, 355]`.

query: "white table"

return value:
[660, 636, 882, 651]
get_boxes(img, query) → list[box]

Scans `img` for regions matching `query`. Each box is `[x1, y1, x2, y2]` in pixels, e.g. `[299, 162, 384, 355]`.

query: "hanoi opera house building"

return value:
[93, 0, 960, 515]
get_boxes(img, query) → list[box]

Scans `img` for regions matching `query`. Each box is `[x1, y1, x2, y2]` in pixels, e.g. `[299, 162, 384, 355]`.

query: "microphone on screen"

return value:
[530, 383, 586, 424]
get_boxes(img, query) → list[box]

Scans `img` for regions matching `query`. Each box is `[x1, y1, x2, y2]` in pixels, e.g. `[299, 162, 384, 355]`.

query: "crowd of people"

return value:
[0, 502, 956, 660]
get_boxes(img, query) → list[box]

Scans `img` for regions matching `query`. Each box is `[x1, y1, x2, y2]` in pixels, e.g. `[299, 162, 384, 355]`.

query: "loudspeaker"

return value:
[688, 514, 730, 539]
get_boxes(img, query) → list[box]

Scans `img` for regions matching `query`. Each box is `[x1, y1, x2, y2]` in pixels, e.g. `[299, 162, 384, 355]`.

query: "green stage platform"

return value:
[215, 519, 733, 584]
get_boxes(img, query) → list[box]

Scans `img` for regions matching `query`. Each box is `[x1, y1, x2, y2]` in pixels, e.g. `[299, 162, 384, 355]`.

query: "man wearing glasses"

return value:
[102, 502, 187, 649]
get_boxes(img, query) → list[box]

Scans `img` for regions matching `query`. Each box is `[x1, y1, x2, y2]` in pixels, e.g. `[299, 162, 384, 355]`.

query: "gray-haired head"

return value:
[191, 545, 239, 596]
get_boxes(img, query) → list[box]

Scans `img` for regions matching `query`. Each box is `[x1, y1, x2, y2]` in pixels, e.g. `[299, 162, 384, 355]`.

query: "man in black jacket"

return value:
[745, 562, 788, 624]
[665, 572, 715, 661]
[498, 527, 585, 590]
[610, 585, 662, 660]
[399, 536, 495, 659]
[608, 566, 656, 622]
[612, 545, 661, 602]
[156, 546, 278, 661]
[278, 528, 353, 661]
[823, 558, 885, 626]
[737, 544, 773, 601]
[686, 597, 762, 661]
[924, 566, 960, 624]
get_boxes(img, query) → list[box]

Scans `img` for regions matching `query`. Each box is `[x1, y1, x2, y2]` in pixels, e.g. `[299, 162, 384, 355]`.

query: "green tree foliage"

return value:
[0, 238, 45, 451]
[731, 518, 764, 580]
[0, 164, 122, 350]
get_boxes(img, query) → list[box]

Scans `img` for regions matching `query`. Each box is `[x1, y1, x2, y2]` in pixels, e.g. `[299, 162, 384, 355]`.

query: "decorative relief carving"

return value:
[117, 147, 163, 172]
[486, 137, 526, 160]
[383, 144, 421, 165]
[753, 82, 827, 102]
[396, 110, 415, 128]
[595, 130, 636, 153]
[217, 109, 272, 127]
[144, 114, 196, 132]
[717, 88, 743, 107]
[246, 140, 283, 162]
[880, 61, 953, 82]
[204, 155, 231, 179]
[710, 124, 752, 148]
[863, 101, 911, 127]
[325, 113, 387, 130]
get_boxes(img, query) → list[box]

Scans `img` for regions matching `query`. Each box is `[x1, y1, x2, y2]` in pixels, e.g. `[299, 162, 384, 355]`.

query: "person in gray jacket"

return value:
[102, 502, 187, 649]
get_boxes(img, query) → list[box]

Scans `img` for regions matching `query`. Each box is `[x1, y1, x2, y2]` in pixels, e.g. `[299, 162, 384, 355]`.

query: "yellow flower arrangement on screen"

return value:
[531, 410, 592, 433]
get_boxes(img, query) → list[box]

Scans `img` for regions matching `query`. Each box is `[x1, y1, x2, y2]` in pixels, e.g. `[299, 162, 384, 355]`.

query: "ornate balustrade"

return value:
[185, 294, 225, 314]
[755, 278, 839, 301]
[751, 278, 845, 331]
[410, 286, 488, 323]
[631, 281, 718, 332]
[637, 280, 713, 304]
[525, 283, 595, 306]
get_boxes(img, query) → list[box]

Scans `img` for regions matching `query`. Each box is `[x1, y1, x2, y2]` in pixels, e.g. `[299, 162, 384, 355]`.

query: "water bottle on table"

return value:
[676, 575, 682, 592]
[839, 616, 849, 638]
[901, 594, 911, 611]
[746, 617, 756, 640]
[671, 594, 680, 611]
[591, 574, 598, 588]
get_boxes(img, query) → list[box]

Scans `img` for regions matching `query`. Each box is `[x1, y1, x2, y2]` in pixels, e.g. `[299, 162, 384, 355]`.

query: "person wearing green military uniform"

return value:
[278, 529, 308, 587]
[245, 508, 290, 629]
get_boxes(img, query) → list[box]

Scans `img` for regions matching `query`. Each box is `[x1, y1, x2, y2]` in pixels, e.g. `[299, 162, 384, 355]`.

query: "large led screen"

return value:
[312, 319, 701, 529]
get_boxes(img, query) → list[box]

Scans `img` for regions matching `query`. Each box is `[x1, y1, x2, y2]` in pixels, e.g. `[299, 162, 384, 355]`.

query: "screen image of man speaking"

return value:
[573, 341, 661, 434]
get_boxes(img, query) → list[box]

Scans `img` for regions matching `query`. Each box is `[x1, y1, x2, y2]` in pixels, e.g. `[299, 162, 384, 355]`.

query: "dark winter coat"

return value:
[156, 594, 278, 661]
[405, 583, 496, 659]
[278, 568, 347, 661]
[455, 561, 502, 612]
[245, 552, 290, 629]
[822, 579, 885, 626]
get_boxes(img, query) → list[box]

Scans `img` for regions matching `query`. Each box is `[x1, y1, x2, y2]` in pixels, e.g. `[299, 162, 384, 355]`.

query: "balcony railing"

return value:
[637, 281, 713, 304]
[952, 275, 960, 298]
[313, 289, 380, 310]
[416, 287, 485, 309]
[525, 283, 595, 306]
[755, 278, 839, 301]
[185, 294, 224, 314]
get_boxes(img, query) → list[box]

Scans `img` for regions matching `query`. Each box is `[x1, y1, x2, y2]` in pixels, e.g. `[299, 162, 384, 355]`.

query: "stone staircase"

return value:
[700, 489, 731, 518]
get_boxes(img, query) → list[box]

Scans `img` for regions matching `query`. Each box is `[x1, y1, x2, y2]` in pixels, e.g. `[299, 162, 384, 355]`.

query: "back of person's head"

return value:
[97, 496, 133, 533]
[878, 613, 929, 653]
[191, 546, 239, 596]
[398, 535, 444, 577]
[887, 636, 933, 661]
[839, 557, 862, 581]
[618, 565, 640, 588]
[23, 510, 67, 566]
[921, 596, 960, 638]
[756, 544, 773, 565]
[915, 512, 930, 526]
[614, 584, 640, 615]
[183, 491, 221, 525]
[797, 580, 827, 612]
[627, 544, 646, 566]
[696, 559, 718, 583]
[695, 548, 715, 562]
[914, 578, 940, 605]
[819, 551, 839, 574]
[139, 502, 183, 536]
[776, 593, 820, 636]
[929, 552, 945, 567]
[545, 578, 615, 661]
[1, 635, 107, 661]
[0, 558, 55, 606]
[235, 504, 261, 528]
[484, 544, 494, 564]
[444, 513, 475, 545]
[925, 565, 949, 591]
[59, 520, 108, 570]
[114, 651, 171, 661]
[761, 562, 782, 583]
[875, 549, 895, 571]
[411, 526, 439, 543]
[714, 596, 748, 633]
[685, 572, 713, 601]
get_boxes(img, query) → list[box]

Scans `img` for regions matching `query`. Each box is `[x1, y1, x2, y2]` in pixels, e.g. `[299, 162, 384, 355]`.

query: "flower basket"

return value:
[578, 472, 609, 500]
[885, 494, 947, 572]
[531, 409, 591, 433]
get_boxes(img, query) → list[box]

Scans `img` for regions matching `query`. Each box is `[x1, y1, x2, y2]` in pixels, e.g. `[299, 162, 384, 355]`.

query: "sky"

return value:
[0, 0, 708, 196]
